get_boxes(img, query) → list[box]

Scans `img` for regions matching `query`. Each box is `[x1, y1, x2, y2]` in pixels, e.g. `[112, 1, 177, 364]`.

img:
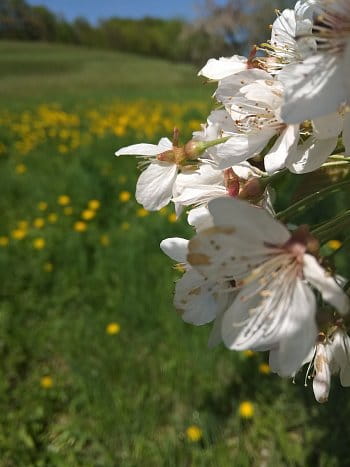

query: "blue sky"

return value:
[26, 0, 219, 23]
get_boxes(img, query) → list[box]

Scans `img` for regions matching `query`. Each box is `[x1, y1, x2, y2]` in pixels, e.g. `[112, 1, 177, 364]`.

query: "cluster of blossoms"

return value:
[116, 0, 350, 403]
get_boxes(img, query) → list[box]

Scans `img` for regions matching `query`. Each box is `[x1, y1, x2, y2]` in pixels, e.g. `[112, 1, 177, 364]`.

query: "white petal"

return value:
[312, 112, 343, 140]
[303, 254, 349, 315]
[187, 206, 213, 232]
[208, 313, 224, 348]
[208, 197, 290, 245]
[313, 345, 331, 403]
[115, 137, 172, 156]
[136, 162, 177, 211]
[240, 79, 284, 110]
[174, 270, 225, 325]
[264, 125, 299, 174]
[173, 185, 226, 207]
[160, 237, 188, 263]
[198, 55, 247, 80]
[210, 130, 275, 169]
[274, 279, 317, 376]
[287, 137, 338, 174]
[215, 69, 271, 103]
[280, 55, 346, 123]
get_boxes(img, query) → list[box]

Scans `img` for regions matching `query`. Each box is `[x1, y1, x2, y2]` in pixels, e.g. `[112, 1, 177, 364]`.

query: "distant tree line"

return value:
[0, 0, 294, 65]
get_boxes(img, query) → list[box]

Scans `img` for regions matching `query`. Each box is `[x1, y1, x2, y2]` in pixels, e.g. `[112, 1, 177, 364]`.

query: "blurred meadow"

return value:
[2, 14, 350, 467]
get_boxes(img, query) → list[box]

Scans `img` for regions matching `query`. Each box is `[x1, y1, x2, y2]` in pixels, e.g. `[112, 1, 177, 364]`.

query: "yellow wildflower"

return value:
[81, 209, 96, 221]
[40, 376, 53, 389]
[0, 236, 9, 247]
[33, 238, 45, 250]
[43, 262, 53, 272]
[136, 208, 149, 218]
[106, 322, 121, 335]
[88, 199, 100, 210]
[74, 221, 87, 232]
[259, 363, 271, 375]
[47, 213, 58, 224]
[119, 191, 131, 202]
[186, 425, 203, 442]
[37, 201, 48, 211]
[238, 401, 254, 419]
[243, 350, 255, 358]
[168, 213, 177, 223]
[33, 218, 45, 229]
[327, 240, 342, 250]
[121, 221, 130, 231]
[15, 163, 27, 174]
[100, 234, 110, 246]
[58, 195, 71, 206]
[11, 229, 26, 240]
[63, 206, 73, 216]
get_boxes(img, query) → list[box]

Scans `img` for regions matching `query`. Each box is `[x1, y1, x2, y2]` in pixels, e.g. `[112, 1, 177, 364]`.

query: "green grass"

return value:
[0, 41, 350, 466]
[0, 41, 211, 109]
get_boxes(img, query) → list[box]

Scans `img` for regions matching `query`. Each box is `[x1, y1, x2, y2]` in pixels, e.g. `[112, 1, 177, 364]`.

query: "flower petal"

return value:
[264, 124, 299, 174]
[287, 136, 338, 174]
[136, 162, 177, 211]
[303, 254, 349, 315]
[115, 137, 172, 156]
[160, 237, 188, 263]
[198, 55, 247, 80]
[207, 197, 290, 245]
[280, 55, 346, 123]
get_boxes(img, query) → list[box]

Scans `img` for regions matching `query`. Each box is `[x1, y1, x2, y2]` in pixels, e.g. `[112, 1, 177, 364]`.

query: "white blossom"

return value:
[160, 237, 236, 347]
[187, 198, 349, 376]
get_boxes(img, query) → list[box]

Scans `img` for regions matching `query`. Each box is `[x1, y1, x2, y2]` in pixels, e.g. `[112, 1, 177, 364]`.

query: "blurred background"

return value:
[1, 1, 350, 465]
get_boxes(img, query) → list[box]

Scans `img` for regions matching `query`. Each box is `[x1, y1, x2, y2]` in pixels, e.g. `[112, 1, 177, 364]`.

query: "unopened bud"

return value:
[238, 177, 265, 200]
[184, 137, 230, 160]
[224, 168, 240, 197]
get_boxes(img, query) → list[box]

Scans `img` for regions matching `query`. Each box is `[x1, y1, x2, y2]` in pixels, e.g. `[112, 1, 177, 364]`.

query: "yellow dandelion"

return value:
[33, 238, 45, 250]
[57, 195, 71, 206]
[40, 376, 53, 389]
[11, 229, 27, 240]
[88, 199, 100, 210]
[327, 240, 342, 250]
[243, 350, 255, 358]
[238, 401, 254, 419]
[63, 206, 73, 216]
[74, 221, 87, 232]
[58, 144, 68, 154]
[186, 425, 203, 443]
[15, 163, 27, 174]
[259, 363, 271, 375]
[168, 213, 177, 223]
[33, 218, 45, 229]
[43, 262, 53, 272]
[17, 220, 28, 230]
[0, 236, 9, 247]
[47, 213, 58, 224]
[106, 322, 121, 335]
[37, 201, 48, 211]
[100, 234, 110, 246]
[121, 221, 130, 231]
[81, 209, 96, 221]
[119, 190, 131, 202]
[136, 208, 149, 218]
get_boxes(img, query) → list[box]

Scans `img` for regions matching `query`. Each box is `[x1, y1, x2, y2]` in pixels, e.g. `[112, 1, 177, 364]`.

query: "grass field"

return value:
[1, 41, 350, 466]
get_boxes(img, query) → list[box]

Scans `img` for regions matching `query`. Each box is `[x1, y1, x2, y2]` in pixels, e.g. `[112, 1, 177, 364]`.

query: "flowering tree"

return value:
[116, 0, 350, 403]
